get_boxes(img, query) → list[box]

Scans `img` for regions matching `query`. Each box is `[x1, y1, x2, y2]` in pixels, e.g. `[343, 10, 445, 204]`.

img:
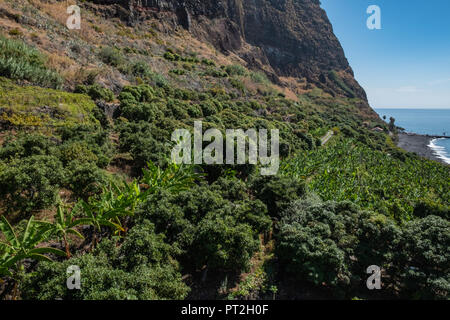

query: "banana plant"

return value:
[41, 204, 86, 258]
[141, 161, 203, 196]
[78, 194, 126, 248]
[0, 215, 66, 277]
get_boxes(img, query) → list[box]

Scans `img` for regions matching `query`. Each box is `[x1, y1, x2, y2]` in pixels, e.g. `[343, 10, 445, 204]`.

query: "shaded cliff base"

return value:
[397, 133, 449, 165]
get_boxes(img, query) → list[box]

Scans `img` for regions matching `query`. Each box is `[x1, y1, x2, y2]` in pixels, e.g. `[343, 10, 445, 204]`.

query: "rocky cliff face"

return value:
[89, 0, 368, 100]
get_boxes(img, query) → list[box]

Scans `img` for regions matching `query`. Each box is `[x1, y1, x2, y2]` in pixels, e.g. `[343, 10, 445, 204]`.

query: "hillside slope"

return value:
[90, 0, 369, 101]
[0, 0, 448, 301]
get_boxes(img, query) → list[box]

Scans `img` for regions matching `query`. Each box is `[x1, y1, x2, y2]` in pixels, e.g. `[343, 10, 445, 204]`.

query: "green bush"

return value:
[169, 69, 186, 76]
[98, 47, 124, 67]
[0, 36, 63, 88]
[164, 51, 178, 61]
[75, 84, 114, 102]
[57, 141, 98, 165]
[118, 121, 169, 171]
[129, 61, 152, 78]
[66, 161, 107, 199]
[201, 58, 215, 66]
[200, 100, 218, 116]
[277, 198, 400, 296]
[413, 200, 449, 219]
[393, 215, 450, 299]
[56, 124, 113, 168]
[187, 104, 203, 117]
[191, 213, 259, 271]
[250, 71, 270, 84]
[250, 175, 305, 217]
[137, 181, 269, 273]
[230, 77, 245, 93]
[119, 85, 154, 103]
[21, 234, 189, 300]
[225, 64, 247, 76]
[203, 67, 227, 78]
[0, 134, 55, 160]
[0, 155, 65, 213]
[149, 72, 168, 87]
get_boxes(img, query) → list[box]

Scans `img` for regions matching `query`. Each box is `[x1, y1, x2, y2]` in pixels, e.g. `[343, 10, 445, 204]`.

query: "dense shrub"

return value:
[277, 198, 400, 297]
[170, 69, 186, 76]
[203, 67, 227, 78]
[225, 64, 247, 76]
[118, 121, 169, 171]
[75, 84, 114, 102]
[0, 134, 55, 160]
[137, 180, 270, 273]
[250, 71, 270, 84]
[201, 58, 215, 66]
[21, 233, 189, 300]
[66, 161, 107, 199]
[57, 141, 98, 165]
[118, 85, 163, 122]
[98, 47, 124, 67]
[56, 125, 113, 168]
[119, 85, 154, 103]
[230, 78, 245, 93]
[200, 100, 218, 116]
[413, 200, 449, 219]
[120, 101, 163, 122]
[190, 213, 259, 271]
[393, 216, 450, 299]
[0, 155, 65, 213]
[250, 175, 306, 218]
[129, 61, 152, 78]
[187, 104, 203, 117]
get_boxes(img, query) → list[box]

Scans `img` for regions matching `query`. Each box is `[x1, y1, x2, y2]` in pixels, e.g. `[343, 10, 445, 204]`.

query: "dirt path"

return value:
[320, 130, 334, 146]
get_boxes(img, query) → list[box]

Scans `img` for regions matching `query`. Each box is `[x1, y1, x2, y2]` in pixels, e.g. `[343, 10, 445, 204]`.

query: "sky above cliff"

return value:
[320, 0, 450, 109]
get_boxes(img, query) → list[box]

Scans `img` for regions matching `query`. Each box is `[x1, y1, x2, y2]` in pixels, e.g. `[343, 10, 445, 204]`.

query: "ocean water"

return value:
[375, 108, 450, 164]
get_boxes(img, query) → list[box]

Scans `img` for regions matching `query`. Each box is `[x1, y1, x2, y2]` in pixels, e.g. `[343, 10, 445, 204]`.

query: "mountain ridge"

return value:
[89, 0, 369, 101]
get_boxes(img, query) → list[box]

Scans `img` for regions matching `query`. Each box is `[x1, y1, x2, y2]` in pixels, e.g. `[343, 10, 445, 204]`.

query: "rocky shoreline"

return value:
[397, 132, 449, 164]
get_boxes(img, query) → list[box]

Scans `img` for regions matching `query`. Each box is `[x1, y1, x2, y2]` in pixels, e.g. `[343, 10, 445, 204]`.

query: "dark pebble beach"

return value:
[397, 133, 448, 164]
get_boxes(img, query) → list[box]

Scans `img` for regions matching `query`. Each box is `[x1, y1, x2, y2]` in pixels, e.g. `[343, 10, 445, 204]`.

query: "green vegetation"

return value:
[0, 36, 62, 89]
[250, 71, 270, 84]
[0, 28, 448, 301]
[225, 64, 247, 76]
[163, 49, 200, 64]
[98, 47, 124, 67]
[74, 84, 114, 102]
[281, 138, 449, 221]
[0, 77, 96, 125]
[328, 70, 355, 98]
[0, 155, 65, 214]
[277, 197, 449, 299]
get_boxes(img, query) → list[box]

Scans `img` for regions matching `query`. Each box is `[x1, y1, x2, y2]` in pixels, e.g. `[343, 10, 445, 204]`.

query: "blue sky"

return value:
[320, 0, 450, 108]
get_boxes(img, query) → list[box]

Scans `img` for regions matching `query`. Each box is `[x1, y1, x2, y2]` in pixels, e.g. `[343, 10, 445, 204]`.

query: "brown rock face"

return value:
[89, 0, 368, 100]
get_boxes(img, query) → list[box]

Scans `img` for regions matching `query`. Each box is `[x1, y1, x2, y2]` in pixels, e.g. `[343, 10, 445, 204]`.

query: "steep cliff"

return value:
[89, 0, 368, 100]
